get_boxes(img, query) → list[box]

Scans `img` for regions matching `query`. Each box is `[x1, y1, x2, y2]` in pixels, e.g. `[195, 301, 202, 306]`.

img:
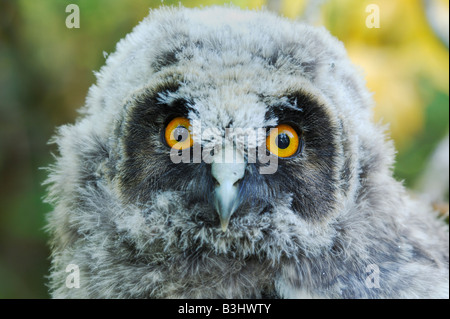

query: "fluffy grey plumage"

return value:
[45, 6, 449, 298]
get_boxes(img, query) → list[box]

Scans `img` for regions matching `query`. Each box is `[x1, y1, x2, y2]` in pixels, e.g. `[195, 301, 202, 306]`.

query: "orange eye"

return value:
[164, 117, 194, 150]
[266, 124, 300, 158]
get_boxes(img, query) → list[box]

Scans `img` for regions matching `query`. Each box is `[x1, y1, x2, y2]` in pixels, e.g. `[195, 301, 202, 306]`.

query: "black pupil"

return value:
[276, 133, 290, 149]
[174, 126, 188, 142]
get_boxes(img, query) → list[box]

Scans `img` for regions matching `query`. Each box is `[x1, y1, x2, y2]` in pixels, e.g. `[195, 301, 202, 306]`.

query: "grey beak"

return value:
[211, 153, 246, 232]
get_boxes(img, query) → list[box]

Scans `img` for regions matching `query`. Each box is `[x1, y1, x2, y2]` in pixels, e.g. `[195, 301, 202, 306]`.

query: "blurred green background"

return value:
[0, 0, 448, 298]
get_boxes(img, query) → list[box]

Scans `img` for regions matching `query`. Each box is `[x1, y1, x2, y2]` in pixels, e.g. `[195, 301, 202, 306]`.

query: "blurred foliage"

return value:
[0, 0, 448, 298]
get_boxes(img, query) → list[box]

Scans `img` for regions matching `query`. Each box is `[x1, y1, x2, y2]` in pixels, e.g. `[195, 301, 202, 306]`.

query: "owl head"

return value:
[47, 6, 394, 267]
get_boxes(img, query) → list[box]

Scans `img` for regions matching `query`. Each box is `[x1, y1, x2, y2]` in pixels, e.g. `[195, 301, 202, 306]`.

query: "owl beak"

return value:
[211, 155, 246, 232]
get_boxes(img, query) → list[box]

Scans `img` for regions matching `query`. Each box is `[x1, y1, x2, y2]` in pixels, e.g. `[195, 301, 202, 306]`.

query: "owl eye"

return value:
[266, 124, 301, 158]
[164, 117, 194, 150]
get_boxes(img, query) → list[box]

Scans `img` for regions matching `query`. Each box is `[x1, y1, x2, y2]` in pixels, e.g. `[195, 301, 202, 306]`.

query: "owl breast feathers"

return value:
[45, 6, 449, 298]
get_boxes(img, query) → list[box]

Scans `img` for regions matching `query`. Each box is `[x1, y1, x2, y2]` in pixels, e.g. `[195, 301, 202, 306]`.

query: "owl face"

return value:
[118, 73, 339, 219]
[69, 7, 382, 262]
